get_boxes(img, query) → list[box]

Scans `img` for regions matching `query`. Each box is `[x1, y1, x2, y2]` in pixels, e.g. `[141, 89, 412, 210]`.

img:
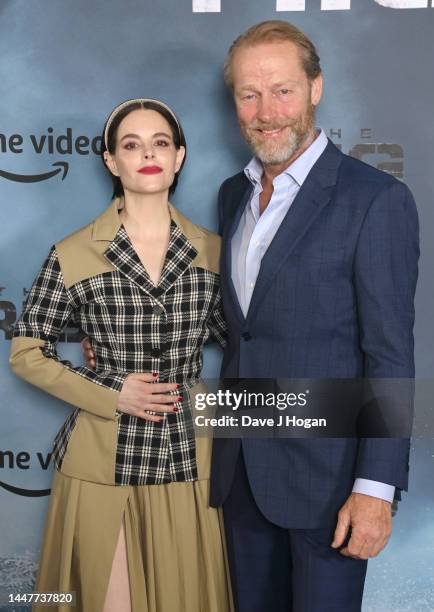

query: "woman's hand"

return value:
[117, 373, 181, 422]
[81, 337, 180, 422]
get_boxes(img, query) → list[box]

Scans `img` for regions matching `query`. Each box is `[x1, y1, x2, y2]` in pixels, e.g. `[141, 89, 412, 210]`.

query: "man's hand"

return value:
[331, 492, 392, 560]
[82, 337, 96, 369]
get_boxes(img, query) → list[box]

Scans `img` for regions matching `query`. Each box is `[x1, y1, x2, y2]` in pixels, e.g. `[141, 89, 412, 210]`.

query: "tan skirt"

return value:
[33, 468, 233, 612]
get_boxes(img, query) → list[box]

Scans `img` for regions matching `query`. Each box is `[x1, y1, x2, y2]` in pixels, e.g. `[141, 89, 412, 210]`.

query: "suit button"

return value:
[151, 347, 161, 358]
[241, 332, 252, 341]
[152, 305, 164, 316]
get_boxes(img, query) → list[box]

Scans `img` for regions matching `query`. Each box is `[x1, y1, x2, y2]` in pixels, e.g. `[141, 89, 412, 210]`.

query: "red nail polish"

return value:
[153, 372, 158, 377]
[176, 383, 181, 389]
[173, 407, 179, 413]
[178, 396, 183, 401]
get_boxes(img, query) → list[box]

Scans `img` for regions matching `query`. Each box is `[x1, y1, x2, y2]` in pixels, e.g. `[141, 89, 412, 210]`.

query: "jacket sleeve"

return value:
[353, 180, 419, 491]
[9, 246, 126, 420]
[206, 288, 227, 349]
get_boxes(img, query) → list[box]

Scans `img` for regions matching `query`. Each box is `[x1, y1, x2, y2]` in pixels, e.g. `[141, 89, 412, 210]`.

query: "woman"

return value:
[9, 99, 232, 612]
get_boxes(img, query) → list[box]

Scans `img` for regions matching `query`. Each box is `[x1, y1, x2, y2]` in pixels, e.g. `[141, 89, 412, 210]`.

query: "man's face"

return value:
[231, 41, 322, 167]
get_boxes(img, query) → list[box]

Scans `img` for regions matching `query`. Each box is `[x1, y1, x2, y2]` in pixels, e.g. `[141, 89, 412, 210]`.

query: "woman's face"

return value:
[104, 108, 185, 197]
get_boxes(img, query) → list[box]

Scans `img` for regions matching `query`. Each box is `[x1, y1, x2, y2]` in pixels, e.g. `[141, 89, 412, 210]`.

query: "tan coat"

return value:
[10, 197, 226, 486]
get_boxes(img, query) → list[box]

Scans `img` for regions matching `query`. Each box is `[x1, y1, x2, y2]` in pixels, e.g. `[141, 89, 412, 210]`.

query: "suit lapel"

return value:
[95, 197, 198, 300]
[246, 141, 343, 323]
[221, 180, 253, 323]
[158, 222, 198, 295]
[104, 225, 161, 298]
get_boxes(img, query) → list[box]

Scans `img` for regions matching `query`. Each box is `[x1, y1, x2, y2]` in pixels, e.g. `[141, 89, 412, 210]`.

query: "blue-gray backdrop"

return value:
[1, 1, 433, 610]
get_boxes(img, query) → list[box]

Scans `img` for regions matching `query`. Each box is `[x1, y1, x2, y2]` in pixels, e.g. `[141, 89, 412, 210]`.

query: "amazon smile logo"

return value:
[0, 162, 69, 183]
[0, 480, 51, 497]
[0, 449, 53, 497]
[0, 127, 102, 183]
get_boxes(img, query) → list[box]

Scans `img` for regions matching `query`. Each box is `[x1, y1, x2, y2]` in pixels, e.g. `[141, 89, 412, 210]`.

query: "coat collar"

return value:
[92, 196, 204, 242]
[92, 197, 200, 299]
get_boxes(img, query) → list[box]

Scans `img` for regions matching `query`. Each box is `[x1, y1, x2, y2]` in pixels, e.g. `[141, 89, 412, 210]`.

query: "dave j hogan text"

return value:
[194, 415, 327, 429]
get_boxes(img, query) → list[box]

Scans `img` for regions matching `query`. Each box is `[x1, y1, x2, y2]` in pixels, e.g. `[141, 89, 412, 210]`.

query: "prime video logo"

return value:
[193, 0, 432, 12]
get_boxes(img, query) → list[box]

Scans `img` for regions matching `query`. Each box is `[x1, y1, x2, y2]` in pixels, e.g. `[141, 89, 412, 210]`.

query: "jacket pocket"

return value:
[60, 409, 118, 485]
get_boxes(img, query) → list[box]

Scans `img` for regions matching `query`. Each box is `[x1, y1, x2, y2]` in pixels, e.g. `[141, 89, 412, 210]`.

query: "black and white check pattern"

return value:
[14, 220, 227, 485]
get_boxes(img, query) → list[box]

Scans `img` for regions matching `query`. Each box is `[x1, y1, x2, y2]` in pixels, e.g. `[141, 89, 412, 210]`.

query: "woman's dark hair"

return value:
[101, 100, 187, 197]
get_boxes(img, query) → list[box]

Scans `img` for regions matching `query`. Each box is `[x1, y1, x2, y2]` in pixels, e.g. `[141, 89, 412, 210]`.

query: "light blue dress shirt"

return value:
[231, 129, 395, 504]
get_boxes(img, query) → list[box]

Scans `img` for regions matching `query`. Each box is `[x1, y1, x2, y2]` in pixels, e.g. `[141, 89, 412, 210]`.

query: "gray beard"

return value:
[241, 105, 316, 166]
[247, 127, 307, 166]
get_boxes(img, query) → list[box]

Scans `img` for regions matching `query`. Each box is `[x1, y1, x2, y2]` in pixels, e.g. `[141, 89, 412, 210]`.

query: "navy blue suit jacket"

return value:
[210, 140, 419, 529]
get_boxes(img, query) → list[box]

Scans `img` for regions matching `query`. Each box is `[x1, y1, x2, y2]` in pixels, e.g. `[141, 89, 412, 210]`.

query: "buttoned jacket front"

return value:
[10, 197, 226, 486]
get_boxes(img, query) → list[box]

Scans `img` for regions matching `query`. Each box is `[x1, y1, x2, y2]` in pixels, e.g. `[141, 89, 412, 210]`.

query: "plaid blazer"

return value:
[10, 197, 226, 486]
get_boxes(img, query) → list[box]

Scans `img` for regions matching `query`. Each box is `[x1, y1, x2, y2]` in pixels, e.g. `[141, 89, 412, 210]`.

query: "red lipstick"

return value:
[138, 166, 163, 174]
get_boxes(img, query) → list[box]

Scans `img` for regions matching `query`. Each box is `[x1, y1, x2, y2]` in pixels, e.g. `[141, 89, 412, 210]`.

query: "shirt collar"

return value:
[244, 128, 328, 188]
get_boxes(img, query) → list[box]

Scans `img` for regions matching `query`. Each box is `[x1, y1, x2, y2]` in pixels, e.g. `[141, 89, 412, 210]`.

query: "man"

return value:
[209, 20, 418, 612]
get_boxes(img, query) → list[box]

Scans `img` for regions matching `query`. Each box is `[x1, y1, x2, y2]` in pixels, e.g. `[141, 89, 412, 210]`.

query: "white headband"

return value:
[103, 98, 181, 150]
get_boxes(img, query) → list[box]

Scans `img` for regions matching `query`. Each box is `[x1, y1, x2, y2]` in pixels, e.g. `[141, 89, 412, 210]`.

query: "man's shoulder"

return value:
[219, 171, 250, 194]
[218, 172, 251, 219]
[328, 144, 416, 221]
[336, 146, 399, 189]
